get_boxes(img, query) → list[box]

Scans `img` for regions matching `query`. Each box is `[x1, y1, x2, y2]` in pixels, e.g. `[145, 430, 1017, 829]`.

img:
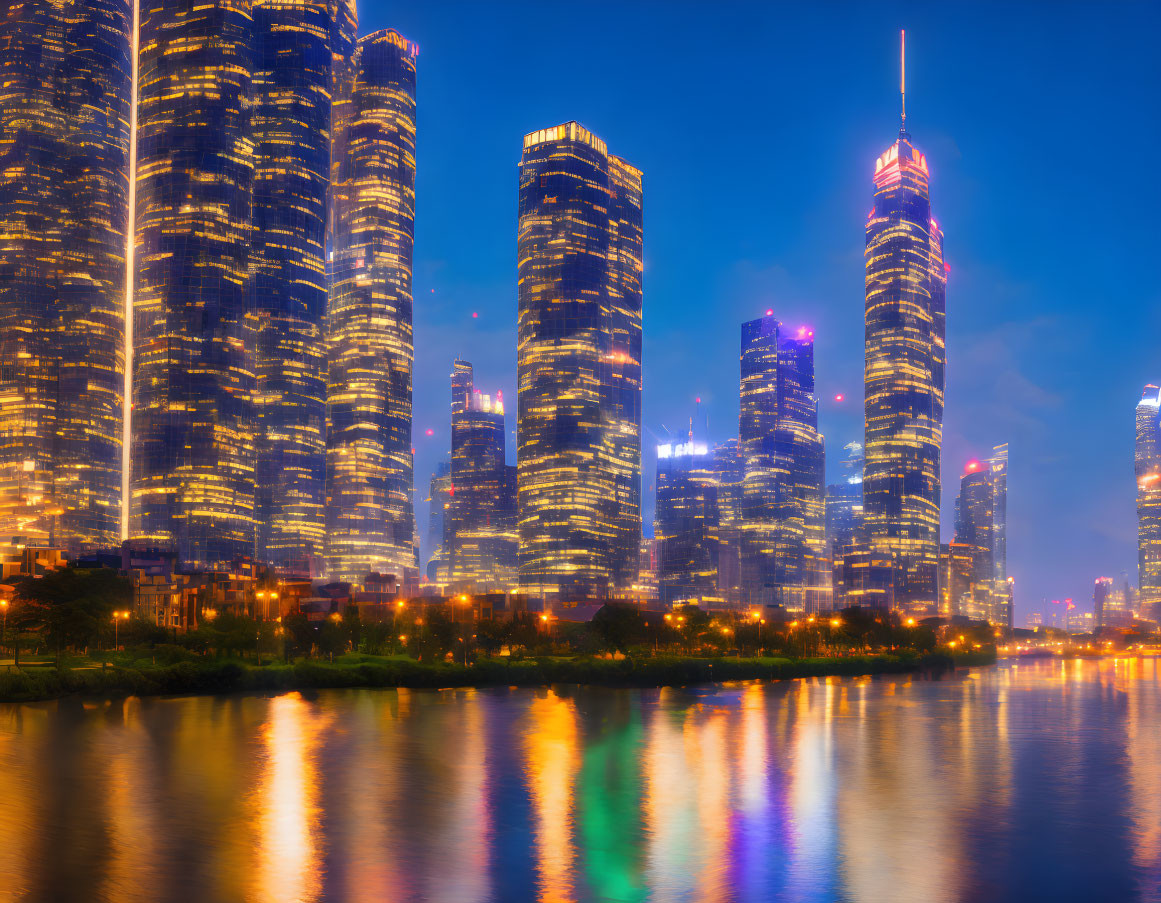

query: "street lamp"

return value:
[0, 599, 7, 661]
[113, 610, 129, 649]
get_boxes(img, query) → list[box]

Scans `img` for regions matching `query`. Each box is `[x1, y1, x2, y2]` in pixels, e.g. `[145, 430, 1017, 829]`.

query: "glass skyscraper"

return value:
[826, 442, 865, 610]
[0, 0, 132, 552]
[1136, 384, 1161, 618]
[655, 440, 720, 606]
[424, 460, 451, 583]
[516, 121, 643, 602]
[446, 364, 516, 592]
[738, 315, 826, 612]
[325, 29, 418, 585]
[862, 89, 947, 614]
[252, 0, 354, 575]
[131, 0, 261, 569]
[952, 446, 1009, 626]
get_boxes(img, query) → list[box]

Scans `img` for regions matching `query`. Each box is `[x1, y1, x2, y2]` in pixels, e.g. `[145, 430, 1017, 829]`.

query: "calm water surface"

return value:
[1, 659, 1159, 902]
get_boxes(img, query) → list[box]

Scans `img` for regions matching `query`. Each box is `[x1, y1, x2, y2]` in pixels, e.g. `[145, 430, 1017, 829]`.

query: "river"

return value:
[0, 658, 1158, 902]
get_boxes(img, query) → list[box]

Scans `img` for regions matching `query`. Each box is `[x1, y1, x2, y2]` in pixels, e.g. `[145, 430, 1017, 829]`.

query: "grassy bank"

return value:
[0, 648, 996, 704]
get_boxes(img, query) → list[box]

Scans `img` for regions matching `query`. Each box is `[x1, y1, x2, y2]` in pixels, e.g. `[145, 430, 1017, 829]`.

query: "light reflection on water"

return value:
[0, 659, 1158, 902]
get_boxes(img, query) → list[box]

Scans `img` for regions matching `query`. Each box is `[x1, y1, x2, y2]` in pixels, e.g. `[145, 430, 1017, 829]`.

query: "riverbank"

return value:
[0, 649, 996, 703]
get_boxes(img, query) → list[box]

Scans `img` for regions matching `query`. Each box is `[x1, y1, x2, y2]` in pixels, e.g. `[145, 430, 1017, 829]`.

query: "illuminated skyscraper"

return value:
[446, 366, 516, 592]
[424, 460, 451, 583]
[252, 0, 355, 574]
[950, 445, 1010, 625]
[517, 121, 643, 601]
[827, 442, 864, 609]
[1093, 576, 1113, 632]
[863, 32, 947, 613]
[712, 438, 746, 603]
[654, 439, 720, 606]
[1135, 384, 1161, 617]
[325, 29, 418, 584]
[0, 0, 132, 551]
[451, 358, 473, 417]
[131, 0, 260, 569]
[989, 443, 1011, 625]
[737, 315, 826, 612]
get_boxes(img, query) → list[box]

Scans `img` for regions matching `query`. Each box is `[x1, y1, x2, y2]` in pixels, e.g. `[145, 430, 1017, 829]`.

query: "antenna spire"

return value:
[900, 29, 907, 135]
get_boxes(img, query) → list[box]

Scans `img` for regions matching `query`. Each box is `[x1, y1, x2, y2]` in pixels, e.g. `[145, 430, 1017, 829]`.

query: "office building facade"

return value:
[737, 315, 826, 612]
[131, 0, 258, 569]
[251, 0, 353, 574]
[446, 368, 516, 592]
[655, 440, 720, 606]
[0, 0, 132, 552]
[325, 29, 418, 585]
[516, 121, 642, 601]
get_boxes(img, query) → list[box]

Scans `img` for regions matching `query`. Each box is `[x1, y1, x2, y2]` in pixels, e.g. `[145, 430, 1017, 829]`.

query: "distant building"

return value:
[1093, 576, 1113, 631]
[952, 445, 1011, 626]
[1136, 385, 1161, 618]
[712, 440, 746, 604]
[451, 359, 473, 416]
[516, 121, 643, 601]
[737, 315, 826, 613]
[425, 462, 451, 583]
[655, 440, 720, 606]
[446, 365, 517, 592]
[939, 541, 977, 618]
[826, 442, 864, 609]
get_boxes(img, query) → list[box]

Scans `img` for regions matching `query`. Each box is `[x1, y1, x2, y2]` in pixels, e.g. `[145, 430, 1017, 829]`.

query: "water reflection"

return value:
[0, 659, 1158, 901]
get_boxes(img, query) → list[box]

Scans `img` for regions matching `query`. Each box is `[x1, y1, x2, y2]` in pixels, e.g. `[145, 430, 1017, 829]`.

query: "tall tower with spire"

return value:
[862, 31, 947, 613]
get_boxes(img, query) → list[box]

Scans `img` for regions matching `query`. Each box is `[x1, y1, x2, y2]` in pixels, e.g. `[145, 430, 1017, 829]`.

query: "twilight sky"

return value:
[359, 0, 1161, 622]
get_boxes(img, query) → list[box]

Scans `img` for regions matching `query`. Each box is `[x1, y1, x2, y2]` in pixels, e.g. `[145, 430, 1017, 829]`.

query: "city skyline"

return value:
[372, 2, 1159, 622]
[1, 1, 1158, 621]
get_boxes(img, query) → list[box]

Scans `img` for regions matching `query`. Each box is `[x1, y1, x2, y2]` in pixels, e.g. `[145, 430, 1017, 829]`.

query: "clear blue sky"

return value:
[359, 0, 1161, 622]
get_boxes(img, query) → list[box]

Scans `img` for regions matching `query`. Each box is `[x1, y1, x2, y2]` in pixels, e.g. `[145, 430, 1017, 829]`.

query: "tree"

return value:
[590, 604, 648, 654]
[317, 619, 347, 658]
[475, 618, 509, 656]
[14, 566, 131, 656]
[282, 613, 315, 659]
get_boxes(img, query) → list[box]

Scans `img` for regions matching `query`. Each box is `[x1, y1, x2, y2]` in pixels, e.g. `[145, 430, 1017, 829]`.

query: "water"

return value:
[0, 658, 1158, 902]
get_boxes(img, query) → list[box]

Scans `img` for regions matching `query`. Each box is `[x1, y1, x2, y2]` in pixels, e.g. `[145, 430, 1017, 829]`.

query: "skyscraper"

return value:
[424, 460, 451, 583]
[989, 443, 1011, 625]
[951, 445, 1010, 626]
[737, 315, 825, 612]
[446, 367, 516, 592]
[1093, 576, 1113, 632]
[712, 438, 746, 603]
[451, 358, 473, 417]
[325, 29, 418, 585]
[862, 32, 947, 613]
[0, 0, 132, 552]
[655, 439, 720, 606]
[131, 0, 257, 569]
[252, 0, 354, 575]
[826, 442, 864, 609]
[516, 121, 643, 602]
[1135, 384, 1161, 617]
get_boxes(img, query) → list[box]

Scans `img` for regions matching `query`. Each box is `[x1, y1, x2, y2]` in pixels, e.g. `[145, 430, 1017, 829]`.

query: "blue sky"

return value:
[359, 0, 1161, 621]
